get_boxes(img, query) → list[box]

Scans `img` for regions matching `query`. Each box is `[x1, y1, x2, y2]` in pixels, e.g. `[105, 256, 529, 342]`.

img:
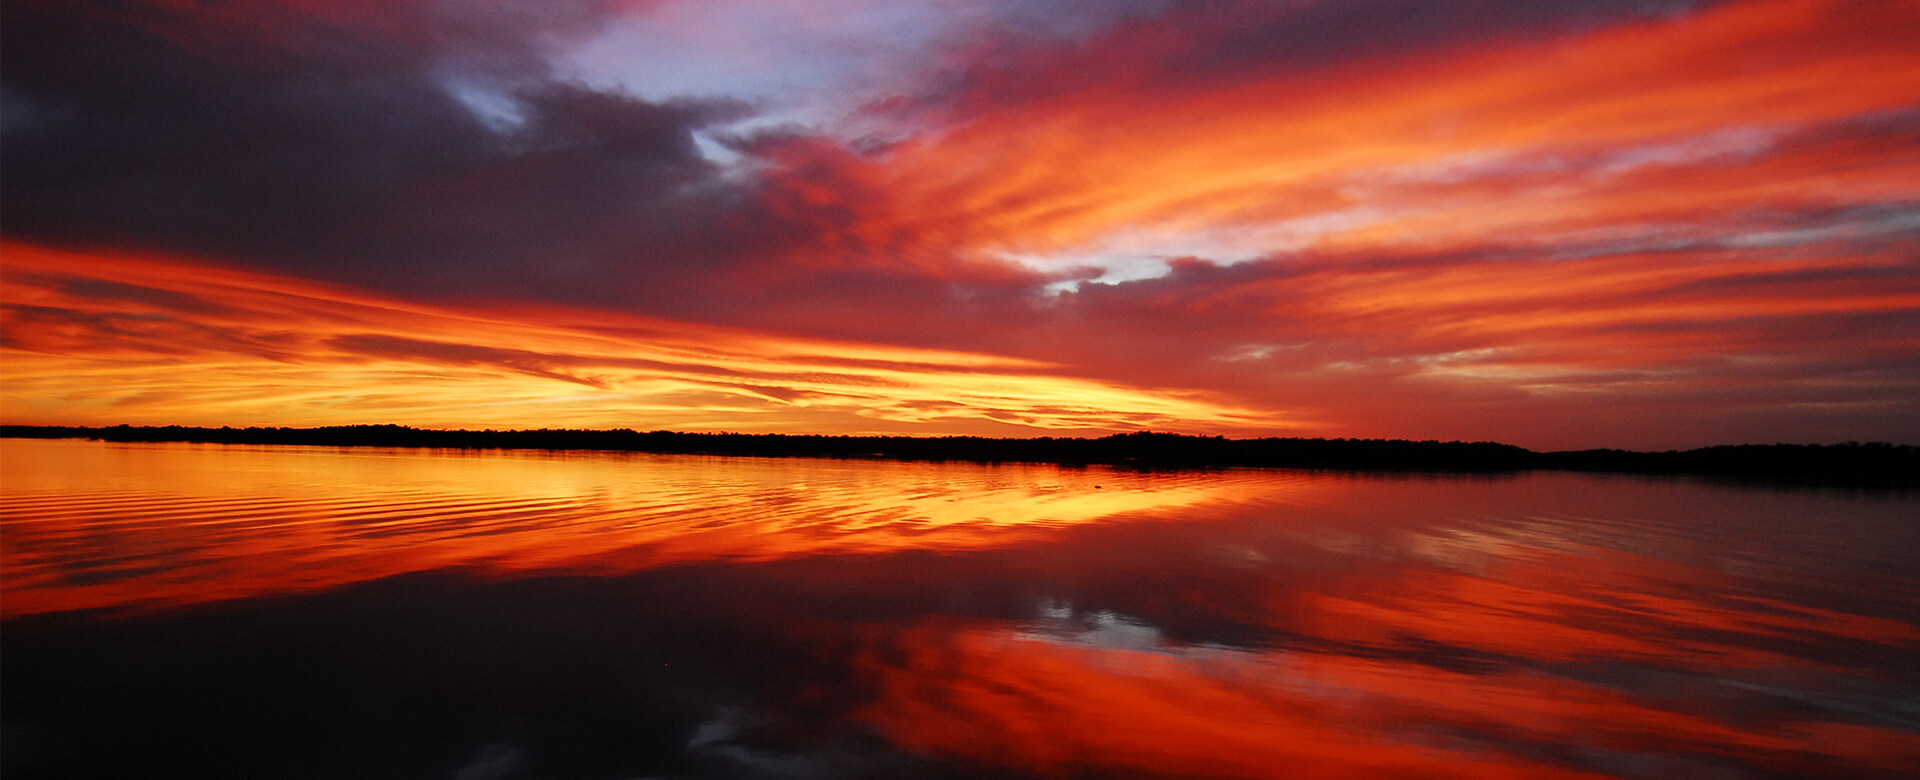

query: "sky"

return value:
[3, 0, 1918, 450]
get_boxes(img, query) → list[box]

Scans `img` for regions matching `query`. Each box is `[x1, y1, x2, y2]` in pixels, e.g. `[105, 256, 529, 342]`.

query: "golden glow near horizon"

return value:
[0, 242, 1285, 435]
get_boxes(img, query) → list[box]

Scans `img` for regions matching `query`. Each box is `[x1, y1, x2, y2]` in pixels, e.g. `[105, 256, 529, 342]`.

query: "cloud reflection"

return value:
[0, 438, 1304, 616]
[4, 442, 1918, 778]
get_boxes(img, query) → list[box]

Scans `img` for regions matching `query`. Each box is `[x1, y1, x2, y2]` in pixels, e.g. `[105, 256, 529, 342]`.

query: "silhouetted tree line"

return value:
[3, 425, 1913, 486]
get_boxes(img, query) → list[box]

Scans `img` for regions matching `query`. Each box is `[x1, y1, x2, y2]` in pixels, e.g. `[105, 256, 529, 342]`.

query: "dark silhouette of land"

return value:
[4, 424, 1914, 486]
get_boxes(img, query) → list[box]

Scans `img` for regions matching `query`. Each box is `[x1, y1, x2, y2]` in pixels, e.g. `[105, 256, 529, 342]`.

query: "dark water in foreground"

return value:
[3, 439, 1917, 779]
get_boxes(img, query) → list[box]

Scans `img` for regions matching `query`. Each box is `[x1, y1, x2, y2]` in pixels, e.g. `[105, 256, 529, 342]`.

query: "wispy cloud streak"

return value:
[0, 243, 1274, 434]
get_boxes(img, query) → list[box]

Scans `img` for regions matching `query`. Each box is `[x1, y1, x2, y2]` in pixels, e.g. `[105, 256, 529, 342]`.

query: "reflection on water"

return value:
[1, 439, 1303, 616]
[3, 438, 1917, 779]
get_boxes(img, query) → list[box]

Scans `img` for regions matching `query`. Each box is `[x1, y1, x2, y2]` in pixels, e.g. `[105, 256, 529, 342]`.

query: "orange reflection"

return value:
[851, 567, 1920, 779]
[6, 438, 1918, 777]
[856, 621, 1618, 779]
[821, 468, 1920, 778]
[0, 438, 1308, 616]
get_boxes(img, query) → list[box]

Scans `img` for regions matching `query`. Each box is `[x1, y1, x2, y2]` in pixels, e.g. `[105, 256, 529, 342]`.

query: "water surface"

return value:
[3, 438, 1917, 779]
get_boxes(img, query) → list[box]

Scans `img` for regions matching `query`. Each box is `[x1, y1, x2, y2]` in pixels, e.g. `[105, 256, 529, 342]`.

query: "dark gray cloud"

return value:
[1, 0, 749, 303]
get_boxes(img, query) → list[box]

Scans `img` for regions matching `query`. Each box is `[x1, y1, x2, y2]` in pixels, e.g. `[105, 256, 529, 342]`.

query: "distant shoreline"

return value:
[5, 424, 1914, 488]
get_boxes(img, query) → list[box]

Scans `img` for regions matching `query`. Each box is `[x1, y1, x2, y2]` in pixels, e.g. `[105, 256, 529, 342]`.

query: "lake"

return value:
[3, 437, 1917, 779]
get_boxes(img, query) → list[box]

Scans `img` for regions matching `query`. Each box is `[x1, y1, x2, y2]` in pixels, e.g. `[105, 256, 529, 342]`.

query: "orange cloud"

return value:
[845, 531, 1920, 779]
[676, 0, 1920, 449]
[0, 242, 1285, 434]
[804, 0, 1920, 263]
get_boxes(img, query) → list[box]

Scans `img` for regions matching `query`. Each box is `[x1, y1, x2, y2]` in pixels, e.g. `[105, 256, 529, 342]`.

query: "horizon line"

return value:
[5, 424, 1913, 488]
[6, 422, 1918, 453]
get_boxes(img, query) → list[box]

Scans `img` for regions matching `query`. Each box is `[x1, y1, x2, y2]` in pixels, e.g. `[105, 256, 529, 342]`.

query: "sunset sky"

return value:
[4, 0, 1918, 450]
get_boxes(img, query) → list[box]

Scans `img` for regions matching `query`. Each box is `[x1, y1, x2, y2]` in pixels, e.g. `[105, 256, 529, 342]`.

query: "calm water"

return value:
[3, 438, 1917, 779]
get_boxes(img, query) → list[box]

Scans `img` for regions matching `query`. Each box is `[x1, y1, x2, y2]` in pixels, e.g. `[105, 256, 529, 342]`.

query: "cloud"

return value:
[0, 242, 1277, 434]
[1, 0, 749, 304]
[925, 0, 1725, 117]
[326, 334, 614, 388]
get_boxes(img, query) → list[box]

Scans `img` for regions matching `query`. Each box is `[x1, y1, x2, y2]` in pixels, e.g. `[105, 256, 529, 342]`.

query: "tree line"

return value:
[3, 424, 1913, 486]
